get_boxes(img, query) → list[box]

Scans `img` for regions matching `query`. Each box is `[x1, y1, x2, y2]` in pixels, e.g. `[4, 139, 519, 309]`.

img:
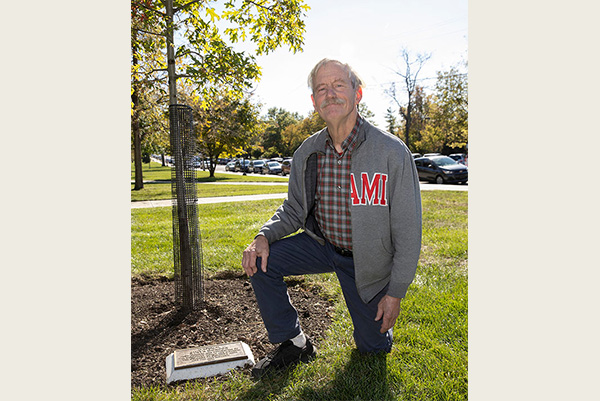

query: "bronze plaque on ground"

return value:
[173, 342, 248, 370]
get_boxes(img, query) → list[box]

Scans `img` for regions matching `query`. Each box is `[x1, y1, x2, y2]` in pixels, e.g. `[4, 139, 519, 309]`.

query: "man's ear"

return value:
[311, 94, 316, 110]
[355, 87, 363, 104]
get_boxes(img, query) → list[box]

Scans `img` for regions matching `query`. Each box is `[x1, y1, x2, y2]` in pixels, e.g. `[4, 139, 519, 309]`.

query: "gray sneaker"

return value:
[251, 338, 316, 379]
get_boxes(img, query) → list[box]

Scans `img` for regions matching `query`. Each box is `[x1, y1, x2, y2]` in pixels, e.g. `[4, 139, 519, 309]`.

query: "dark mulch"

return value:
[131, 272, 335, 389]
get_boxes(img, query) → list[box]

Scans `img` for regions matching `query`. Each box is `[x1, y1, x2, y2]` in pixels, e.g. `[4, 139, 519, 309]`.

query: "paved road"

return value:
[132, 164, 466, 209]
[131, 193, 289, 209]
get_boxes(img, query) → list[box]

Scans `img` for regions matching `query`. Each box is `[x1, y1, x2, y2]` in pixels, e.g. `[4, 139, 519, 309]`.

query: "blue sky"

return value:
[249, 0, 468, 127]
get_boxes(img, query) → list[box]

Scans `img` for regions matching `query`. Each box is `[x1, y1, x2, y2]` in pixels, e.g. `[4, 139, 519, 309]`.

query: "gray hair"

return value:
[307, 58, 364, 93]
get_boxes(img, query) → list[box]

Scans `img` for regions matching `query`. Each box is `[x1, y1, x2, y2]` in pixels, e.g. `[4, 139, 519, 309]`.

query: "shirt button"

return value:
[337, 160, 342, 165]
[337, 185, 341, 190]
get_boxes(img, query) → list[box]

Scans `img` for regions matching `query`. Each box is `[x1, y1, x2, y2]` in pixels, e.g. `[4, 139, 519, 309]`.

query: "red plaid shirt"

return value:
[315, 115, 363, 250]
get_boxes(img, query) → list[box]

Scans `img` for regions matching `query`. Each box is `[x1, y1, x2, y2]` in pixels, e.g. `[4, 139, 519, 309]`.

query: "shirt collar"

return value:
[325, 114, 363, 153]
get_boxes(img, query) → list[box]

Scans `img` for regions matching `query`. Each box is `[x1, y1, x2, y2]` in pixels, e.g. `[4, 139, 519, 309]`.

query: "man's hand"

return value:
[375, 295, 402, 333]
[242, 235, 270, 277]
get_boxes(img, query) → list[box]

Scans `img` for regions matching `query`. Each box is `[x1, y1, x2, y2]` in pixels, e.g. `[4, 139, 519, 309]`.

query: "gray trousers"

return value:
[250, 232, 393, 353]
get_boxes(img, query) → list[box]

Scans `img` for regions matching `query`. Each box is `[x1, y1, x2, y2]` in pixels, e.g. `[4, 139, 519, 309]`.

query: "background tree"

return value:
[416, 103, 444, 153]
[131, 0, 309, 189]
[417, 64, 468, 154]
[132, 0, 166, 189]
[281, 122, 303, 156]
[386, 49, 431, 150]
[136, 86, 170, 167]
[180, 87, 261, 177]
[432, 65, 468, 153]
[261, 107, 302, 156]
[296, 111, 326, 150]
[300, 110, 327, 135]
[384, 107, 399, 136]
[357, 102, 377, 126]
[404, 85, 432, 153]
[276, 110, 327, 156]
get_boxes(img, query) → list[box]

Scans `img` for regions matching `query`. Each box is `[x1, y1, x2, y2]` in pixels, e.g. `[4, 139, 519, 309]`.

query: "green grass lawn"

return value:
[131, 191, 468, 400]
[131, 183, 288, 201]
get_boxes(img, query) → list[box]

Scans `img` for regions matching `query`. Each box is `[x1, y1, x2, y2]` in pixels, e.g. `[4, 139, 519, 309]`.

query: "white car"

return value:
[225, 161, 236, 171]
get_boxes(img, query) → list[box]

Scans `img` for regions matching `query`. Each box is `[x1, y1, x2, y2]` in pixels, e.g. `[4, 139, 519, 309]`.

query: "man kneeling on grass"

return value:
[242, 58, 422, 379]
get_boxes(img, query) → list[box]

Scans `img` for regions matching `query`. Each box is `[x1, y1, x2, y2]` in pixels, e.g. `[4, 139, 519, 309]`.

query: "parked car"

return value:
[449, 153, 468, 166]
[191, 156, 202, 168]
[265, 161, 282, 175]
[225, 160, 236, 171]
[414, 156, 468, 184]
[234, 159, 251, 173]
[281, 158, 292, 176]
[411, 153, 422, 159]
[249, 159, 267, 174]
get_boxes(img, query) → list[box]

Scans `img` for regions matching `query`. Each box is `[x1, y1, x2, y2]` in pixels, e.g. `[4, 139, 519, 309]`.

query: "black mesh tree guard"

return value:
[169, 104, 203, 311]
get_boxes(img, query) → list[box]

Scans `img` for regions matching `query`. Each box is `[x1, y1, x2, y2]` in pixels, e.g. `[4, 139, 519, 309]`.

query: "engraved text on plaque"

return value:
[173, 341, 247, 370]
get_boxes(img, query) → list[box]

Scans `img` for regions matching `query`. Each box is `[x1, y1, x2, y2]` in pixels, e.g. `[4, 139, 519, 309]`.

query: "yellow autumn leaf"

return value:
[206, 8, 220, 22]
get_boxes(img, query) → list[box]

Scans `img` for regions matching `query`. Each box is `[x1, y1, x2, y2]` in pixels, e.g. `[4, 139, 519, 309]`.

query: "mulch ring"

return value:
[131, 271, 335, 389]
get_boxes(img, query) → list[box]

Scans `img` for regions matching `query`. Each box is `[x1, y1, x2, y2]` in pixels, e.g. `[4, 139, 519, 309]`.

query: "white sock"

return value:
[290, 331, 307, 348]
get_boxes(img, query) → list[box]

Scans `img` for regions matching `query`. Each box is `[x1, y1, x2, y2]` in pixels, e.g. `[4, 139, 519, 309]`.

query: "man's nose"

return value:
[324, 87, 337, 97]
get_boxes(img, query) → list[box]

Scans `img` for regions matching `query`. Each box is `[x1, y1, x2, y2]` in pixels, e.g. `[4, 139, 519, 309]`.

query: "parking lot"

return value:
[210, 164, 468, 191]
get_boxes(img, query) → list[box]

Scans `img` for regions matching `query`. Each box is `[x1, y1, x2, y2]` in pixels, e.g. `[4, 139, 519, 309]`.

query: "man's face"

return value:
[311, 62, 362, 126]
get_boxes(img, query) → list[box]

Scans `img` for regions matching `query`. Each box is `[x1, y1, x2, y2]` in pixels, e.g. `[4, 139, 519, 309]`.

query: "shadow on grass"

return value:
[197, 176, 234, 183]
[237, 349, 394, 401]
[236, 367, 295, 401]
[132, 176, 268, 184]
[298, 349, 394, 401]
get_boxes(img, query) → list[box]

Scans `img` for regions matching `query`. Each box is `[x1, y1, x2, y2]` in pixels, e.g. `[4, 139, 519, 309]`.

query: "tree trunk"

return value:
[166, 2, 196, 312]
[132, 40, 144, 190]
[404, 103, 412, 150]
[166, 0, 177, 105]
[208, 157, 216, 178]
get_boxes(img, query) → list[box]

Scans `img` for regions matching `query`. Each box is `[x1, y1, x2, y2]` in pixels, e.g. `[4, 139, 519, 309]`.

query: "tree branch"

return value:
[244, 0, 273, 11]
[132, 1, 166, 17]
[133, 76, 168, 85]
[132, 27, 166, 37]
[175, 49, 204, 60]
[174, 0, 205, 13]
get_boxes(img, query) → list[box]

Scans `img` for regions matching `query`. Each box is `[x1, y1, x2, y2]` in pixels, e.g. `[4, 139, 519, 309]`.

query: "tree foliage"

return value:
[386, 49, 431, 150]
[416, 64, 468, 154]
[132, 0, 167, 188]
[261, 107, 302, 156]
[291, 111, 326, 152]
[384, 107, 399, 136]
[385, 51, 468, 155]
[258, 102, 376, 158]
[133, 0, 308, 99]
[131, 0, 309, 188]
[179, 86, 261, 177]
[357, 102, 377, 126]
[405, 85, 431, 149]
[136, 85, 170, 163]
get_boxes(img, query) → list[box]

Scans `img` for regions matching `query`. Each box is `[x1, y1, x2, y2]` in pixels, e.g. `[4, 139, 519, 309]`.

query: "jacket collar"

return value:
[314, 114, 371, 152]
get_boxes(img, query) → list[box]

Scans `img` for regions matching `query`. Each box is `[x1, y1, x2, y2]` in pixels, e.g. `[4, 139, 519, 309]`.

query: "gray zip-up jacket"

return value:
[258, 120, 422, 303]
